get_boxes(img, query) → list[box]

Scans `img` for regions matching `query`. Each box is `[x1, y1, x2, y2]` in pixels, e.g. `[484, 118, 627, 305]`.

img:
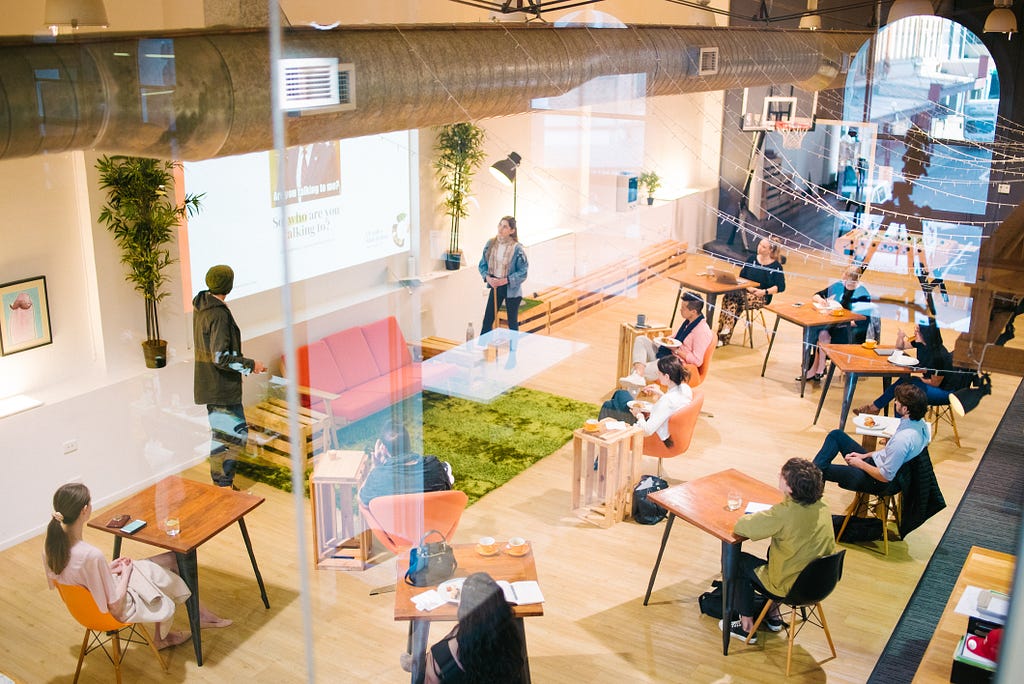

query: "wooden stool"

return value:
[246, 398, 330, 465]
[571, 420, 643, 527]
[742, 307, 767, 348]
[310, 450, 373, 570]
[836, 489, 903, 555]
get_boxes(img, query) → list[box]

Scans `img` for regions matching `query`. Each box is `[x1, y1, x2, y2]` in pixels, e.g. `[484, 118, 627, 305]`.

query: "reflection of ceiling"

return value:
[0, 24, 868, 162]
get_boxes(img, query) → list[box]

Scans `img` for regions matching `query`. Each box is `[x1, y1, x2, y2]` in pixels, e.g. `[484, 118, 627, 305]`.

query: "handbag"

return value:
[404, 529, 457, 586]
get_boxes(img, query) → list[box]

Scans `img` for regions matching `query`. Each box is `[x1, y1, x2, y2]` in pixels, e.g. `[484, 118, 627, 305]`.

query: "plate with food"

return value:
[437, 577, 466, 604]
[853, 415, 881, 430]
[626, 400, 653, 413]
[653, 336, 681, 349]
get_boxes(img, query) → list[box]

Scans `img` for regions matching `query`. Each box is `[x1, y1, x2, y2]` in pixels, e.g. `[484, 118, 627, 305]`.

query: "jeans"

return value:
[872, 376, 950, 410]
[812, 429, 892, 494]
[481, 284, 521, 334]
[207, 403, 247, 487]
[599, 389, 639, 424]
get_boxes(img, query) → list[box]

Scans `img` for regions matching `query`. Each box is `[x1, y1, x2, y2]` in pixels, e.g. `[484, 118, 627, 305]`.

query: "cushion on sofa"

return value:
[358, 365, 423, 401]
[329, 388, 394, 423]
[292, 340, 347, 408]
[325, 327, 382, 388]
[361, 316, 412, 375]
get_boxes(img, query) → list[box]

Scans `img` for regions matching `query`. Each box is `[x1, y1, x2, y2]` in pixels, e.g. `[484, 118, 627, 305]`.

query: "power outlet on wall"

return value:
[997, 183, 1011, 194]
[62, 439, 79, 455]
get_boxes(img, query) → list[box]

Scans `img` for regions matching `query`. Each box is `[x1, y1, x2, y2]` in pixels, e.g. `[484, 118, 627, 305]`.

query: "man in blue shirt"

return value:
[358, 421, 453, 506]
[811, 383, 930, 494]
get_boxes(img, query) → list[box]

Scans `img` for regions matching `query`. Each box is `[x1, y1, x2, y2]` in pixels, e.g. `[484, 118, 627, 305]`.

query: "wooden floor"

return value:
[1, 252, 1017, 683]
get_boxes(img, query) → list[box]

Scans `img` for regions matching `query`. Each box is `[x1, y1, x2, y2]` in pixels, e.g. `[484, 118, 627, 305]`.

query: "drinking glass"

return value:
[165, 517, 180, 536]
[726, 490, 742, 511]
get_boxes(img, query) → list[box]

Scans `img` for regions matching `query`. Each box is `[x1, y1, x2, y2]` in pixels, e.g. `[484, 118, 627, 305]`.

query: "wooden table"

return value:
[643, 469, 782, 655]
[395, 543, 543, 684]
[912, 546, 1015, 683]
[761, 298, 866, 398]
[812, 343, 916, 430]
[310, 450, 372, 570]
[571, 419, 644, 527]
[616, 322, 673, 385]
[668, 261, 759, 330]
[88, 476, 269, 666]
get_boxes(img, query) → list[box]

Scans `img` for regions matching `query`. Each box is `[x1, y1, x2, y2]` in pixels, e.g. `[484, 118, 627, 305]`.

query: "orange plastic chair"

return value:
[642, 388, 704, 477]
[54, 582, 167, 683]
[685, 340, 716, 388]
[361, 490, 469, 555]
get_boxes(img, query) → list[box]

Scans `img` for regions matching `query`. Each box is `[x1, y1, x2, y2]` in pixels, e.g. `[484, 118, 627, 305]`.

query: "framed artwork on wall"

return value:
[0, 276, 52, 356]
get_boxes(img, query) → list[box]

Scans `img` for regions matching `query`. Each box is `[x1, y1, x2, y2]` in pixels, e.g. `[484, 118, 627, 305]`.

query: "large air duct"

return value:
[0, 24, 869, 161]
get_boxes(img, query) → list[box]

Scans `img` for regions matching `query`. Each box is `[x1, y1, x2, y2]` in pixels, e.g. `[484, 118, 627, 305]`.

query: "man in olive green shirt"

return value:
[725, 458, 836, 644]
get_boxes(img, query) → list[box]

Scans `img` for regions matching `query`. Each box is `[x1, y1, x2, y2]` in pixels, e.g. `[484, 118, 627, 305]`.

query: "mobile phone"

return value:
[106, 514, 131, 528]
[122, 519, 147, 534]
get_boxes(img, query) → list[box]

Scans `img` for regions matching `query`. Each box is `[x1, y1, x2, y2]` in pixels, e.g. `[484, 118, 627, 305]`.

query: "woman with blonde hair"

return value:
[801, 265, 873, 381]
[44, 483, 230, 649]
[716, 237, 786, 346]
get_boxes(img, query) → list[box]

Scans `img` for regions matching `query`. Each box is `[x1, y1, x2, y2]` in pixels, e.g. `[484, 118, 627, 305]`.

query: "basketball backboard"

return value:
[740, 85, 818, 132]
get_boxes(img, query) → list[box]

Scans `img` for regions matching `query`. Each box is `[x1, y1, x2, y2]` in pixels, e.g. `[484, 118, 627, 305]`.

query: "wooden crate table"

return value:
[617, 322, 673, 385]
[245, 398, 329, 468]
[418, 336, 460, 360]
[571, 419, 644, 527]
[310, 450, 373, 570]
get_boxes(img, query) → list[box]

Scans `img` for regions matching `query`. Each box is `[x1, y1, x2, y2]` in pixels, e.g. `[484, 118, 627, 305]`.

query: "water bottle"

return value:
[466, 322, 475, 341]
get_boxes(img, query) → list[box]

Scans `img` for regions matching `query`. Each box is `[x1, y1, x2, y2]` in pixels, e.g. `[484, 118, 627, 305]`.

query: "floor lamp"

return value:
[490, 151, 522, 218]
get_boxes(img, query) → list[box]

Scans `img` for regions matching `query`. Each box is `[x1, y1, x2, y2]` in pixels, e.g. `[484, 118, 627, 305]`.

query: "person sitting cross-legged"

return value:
[622, 293, 713, 386]
[812, 383, 930, 495]
[723, 458, 836, 644]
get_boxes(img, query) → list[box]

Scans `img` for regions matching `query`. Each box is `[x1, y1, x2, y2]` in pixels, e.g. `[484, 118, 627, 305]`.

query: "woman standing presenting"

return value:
[716, 237, 786, 346]
[478, 216, 529, 335]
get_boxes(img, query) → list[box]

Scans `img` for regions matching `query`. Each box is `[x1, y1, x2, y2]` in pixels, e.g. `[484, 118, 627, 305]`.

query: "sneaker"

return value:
[619, 372, 646, 388]
[719, 619, 757, 644]
[765, 615, 788, 632]
[853, 403, 880, 416]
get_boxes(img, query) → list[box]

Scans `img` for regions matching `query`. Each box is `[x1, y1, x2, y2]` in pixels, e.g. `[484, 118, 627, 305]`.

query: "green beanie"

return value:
[205, 265, 234, 295]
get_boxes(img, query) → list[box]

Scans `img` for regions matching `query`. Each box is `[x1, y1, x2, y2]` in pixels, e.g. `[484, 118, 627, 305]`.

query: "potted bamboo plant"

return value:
[639, 171, 661, 205]
[96, 155, 203, 368]
[434, 123, 485, 270]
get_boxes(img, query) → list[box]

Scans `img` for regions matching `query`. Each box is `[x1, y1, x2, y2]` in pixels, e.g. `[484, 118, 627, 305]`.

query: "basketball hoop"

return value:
[775, 120, 811, 149]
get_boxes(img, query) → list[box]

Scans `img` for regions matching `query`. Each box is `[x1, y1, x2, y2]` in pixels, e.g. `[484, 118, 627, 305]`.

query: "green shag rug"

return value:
[237, 388, 598, 504]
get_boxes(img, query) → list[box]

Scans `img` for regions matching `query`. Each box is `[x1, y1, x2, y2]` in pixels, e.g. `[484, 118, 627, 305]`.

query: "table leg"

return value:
[409, 619, 430, 684]
[237, 518, 270, 609]
[175, 550, 203, 666]
[839, 373, 859, 431]
[706, 293, 720, 331]
[799, 327, 817, 398]
[814, 362, 837, 424]
[643, 513, 675, 605]
[881, 376, 893, 417]
[111, 537, 123, 560]
[514, 617, 532, 683]
[760, 316, 781, 377]
[571, 436, 583, 512]
[721, 541, 741, 656]
[670, 284, 684, 329]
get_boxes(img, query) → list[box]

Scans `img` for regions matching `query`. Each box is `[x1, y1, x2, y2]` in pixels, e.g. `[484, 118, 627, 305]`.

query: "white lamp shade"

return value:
[887, 0, 935, 23]
[984, 8, 1018, 34]
[44, 0, 108, 28]
[799, 15, 822, 30]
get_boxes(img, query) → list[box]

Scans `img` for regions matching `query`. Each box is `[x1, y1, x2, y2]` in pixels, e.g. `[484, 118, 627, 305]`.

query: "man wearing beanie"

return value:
[193, 265, 266, 488]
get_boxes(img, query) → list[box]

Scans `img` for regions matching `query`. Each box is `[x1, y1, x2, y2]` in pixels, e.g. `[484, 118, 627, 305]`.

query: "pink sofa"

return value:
[291, 317, 424, 424]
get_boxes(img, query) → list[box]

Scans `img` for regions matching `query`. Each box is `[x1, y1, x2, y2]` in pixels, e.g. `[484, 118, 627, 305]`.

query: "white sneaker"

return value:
[619, 372, 646, 388]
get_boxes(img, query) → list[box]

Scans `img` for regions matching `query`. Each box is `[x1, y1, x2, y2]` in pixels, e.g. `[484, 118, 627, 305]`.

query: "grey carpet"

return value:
[869, 378, 1024, 682]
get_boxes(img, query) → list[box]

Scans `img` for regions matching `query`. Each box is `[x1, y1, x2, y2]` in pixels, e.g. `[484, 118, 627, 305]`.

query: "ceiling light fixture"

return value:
[887, 0, 935, 23]
[984, 0, 1017, 37]
[798, 0, 822, 29]
[44, 0, 108, 35]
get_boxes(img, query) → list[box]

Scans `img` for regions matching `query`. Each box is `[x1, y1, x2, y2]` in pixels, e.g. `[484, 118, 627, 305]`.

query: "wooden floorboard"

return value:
[1, 251, 1017, 683]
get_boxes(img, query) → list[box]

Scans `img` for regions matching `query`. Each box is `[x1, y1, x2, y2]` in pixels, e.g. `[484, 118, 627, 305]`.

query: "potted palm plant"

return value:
[96, 155, 203, 368]
[639, 171, 662, 205]
[434, 123, 485, 270]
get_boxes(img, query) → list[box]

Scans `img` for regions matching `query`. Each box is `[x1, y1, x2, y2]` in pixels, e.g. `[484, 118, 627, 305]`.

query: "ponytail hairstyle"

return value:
[45, 483, 91, 575]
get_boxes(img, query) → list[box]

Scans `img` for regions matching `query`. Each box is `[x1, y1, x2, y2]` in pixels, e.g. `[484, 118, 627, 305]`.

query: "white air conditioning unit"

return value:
[278, 58, 356, 114]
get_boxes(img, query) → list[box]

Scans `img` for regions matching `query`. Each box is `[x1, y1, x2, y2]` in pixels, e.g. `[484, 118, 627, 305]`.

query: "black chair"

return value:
[744, 550, 846, 676]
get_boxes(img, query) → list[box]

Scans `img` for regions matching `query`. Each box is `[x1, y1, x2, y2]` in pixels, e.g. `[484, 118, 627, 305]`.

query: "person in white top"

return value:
[601, 355, 692, 445]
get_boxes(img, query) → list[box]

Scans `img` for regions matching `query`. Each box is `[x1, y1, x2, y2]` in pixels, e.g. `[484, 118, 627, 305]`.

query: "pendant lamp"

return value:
[887, 0, 935, 23]
[984, 0, 1017, 37]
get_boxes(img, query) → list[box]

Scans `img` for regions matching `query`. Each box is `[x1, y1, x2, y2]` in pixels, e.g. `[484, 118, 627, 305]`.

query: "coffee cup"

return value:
[636, 314, 646, 327]
[508, 536, 528, 554]
[584, 418, 600, 432]
[478, 536, 497, 554]
[863, 338, 877, 349]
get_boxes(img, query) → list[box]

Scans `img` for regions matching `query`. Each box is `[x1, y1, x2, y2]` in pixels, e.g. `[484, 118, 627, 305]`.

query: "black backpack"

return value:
[632, 475, 669, 524]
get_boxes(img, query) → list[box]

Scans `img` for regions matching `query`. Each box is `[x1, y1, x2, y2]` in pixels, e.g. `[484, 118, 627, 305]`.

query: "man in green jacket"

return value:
[193, 265, 265, 488]
[725, 457, 836, 644]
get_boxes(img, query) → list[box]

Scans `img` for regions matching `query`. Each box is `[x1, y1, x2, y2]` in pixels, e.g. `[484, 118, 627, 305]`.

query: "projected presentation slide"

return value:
[183, 131, 413, 300]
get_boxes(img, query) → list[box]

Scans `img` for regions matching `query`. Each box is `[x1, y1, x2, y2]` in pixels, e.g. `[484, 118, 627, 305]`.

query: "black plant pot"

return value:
[646, 197, 655, 205]
[444, 250, 463, 270]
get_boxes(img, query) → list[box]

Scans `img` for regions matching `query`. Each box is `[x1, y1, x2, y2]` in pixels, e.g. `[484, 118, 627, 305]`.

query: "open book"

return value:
[496, 580, 545, 605]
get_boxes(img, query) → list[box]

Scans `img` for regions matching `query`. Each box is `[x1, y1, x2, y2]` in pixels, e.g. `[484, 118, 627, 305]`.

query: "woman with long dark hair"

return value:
[478, 216, 529, 335]
[44, 483, 230, 649]
[424, 572, 525, 683]
[854, 320, 953, 415]
[600, 354, 693, 445]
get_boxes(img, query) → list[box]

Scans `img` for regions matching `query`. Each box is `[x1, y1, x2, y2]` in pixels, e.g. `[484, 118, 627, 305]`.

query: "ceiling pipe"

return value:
[0, 24, 868, 162]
